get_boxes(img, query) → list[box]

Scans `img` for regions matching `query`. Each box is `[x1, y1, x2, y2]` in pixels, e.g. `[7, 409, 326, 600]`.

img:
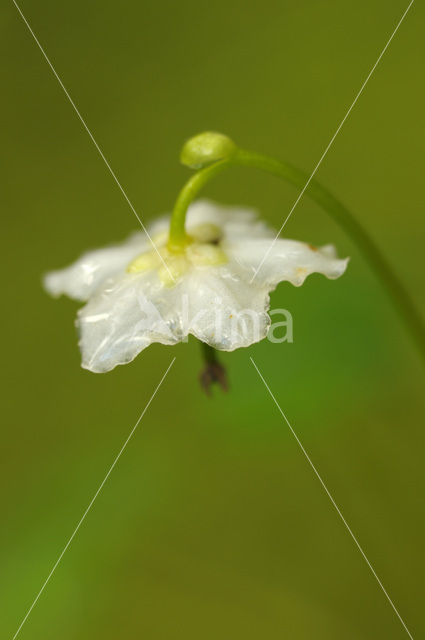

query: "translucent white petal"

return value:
[226, 238, 349, 287]
[148, 200, 274, 241]
[43, 232, 148, 301]
[182, 265, 271, 350]
[77, 272, 183, 372]
[78, 260, 273, 371]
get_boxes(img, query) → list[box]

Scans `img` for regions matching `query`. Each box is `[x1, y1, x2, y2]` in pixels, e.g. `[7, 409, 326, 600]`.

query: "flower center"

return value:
[127, 223, 227, 286]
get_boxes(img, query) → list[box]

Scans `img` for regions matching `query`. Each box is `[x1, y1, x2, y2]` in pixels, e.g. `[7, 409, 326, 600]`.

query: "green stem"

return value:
[169, 149, 425, 362]
[168, 158, 233, 249]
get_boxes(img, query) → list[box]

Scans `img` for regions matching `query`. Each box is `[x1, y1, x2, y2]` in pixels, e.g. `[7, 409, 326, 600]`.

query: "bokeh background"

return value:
[2, 0, 424, 637]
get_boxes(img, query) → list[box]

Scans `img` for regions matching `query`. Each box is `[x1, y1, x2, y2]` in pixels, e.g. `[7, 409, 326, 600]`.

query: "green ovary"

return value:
[127, 224, 228, 286]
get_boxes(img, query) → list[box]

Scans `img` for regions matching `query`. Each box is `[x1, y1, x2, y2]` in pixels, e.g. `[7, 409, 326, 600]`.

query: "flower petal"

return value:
[181, 264, 271, 350]
[149, 200, 275, 241]
[78, 260, 274, 371]
[43, 232, 148, 301]
[226, 238, 349, 287]
[77, 271, 183, 372]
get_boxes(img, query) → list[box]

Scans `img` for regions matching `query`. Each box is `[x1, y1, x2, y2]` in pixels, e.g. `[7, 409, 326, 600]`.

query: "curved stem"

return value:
[169, 149, 425, 362]
[168, 158, 233, 249]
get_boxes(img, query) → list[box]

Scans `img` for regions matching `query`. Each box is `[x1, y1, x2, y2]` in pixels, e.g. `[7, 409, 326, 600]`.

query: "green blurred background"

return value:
[2, 0, 424, 637]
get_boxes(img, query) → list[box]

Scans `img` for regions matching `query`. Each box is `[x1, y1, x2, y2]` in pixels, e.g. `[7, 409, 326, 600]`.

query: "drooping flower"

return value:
[44, 200, 348, 372]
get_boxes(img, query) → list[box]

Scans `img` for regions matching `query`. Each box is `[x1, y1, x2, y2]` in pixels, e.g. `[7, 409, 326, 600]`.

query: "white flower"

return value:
[44, 200, 348, 373]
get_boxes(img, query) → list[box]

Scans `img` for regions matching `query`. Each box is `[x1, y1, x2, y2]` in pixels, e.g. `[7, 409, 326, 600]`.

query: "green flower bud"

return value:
[180, 131, 237, 169]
